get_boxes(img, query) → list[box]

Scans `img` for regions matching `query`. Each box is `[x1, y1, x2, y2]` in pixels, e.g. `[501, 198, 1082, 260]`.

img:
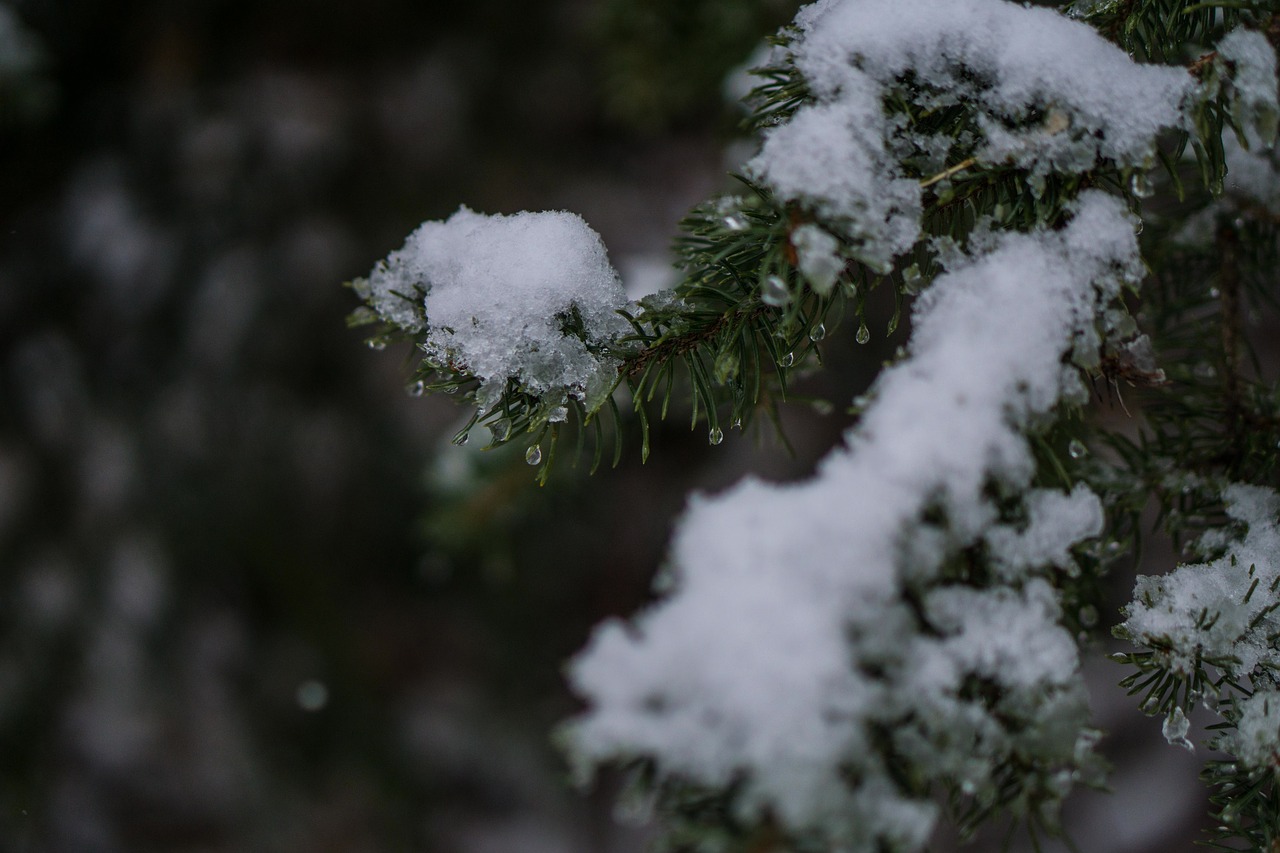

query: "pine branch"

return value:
[354, 1, 1280, 848]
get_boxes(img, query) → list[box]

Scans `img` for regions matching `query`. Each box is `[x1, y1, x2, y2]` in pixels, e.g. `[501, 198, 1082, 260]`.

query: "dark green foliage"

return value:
[591, 0, 800, 131]
[1069, 0, 1255, 63]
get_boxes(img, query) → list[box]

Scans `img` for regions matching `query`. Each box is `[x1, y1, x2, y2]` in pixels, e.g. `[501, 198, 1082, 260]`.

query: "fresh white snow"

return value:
[567, 193, 1138, 846]
[747, 0, 1191, 270]
[358, 208, 631, 414]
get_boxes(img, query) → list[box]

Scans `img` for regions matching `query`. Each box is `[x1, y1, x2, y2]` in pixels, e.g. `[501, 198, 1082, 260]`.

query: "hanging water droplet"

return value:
[731, 417, 742, 429]
[809, 323, 826, 342]
[1129, 171, 1153, 198]
[408, 380, 426, 397]
[366, 339, 386, 351]
[779, 351, 795, 367]
[722, 214, 748, 232]
[708, 427, 724, 446]
[1210, 177, 1224, 195]
[901, 264, 922, 295]
[856, 323, 871, 345]
[452, 432, 469, 446]
[525, 445, 542, 466]
[1078, 604, 1099, 628]
[1068, 439, 1087, 459]
[762, 275, 790, 307]
[491, 420, 511, 442]
[349, 306, 377, 325]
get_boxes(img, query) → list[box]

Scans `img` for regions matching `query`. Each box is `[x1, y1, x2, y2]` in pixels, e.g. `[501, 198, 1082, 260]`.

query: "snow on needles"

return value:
[1122, 485, 1280, 685]
[1121, 485, 1280, 769]
[566, 192, 1135, 849]
[358, 208, 630, 414]
[747, 0, 1190, 271]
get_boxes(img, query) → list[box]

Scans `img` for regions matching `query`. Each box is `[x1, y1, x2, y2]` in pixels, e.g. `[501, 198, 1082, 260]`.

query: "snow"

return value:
[985, 485, 1105, 580]
[1122, 485, 1280, 680]
[790, 223, 844, 295]
[750, 92, 921, 272]
[1223, 135, 1280, 214]
[566, 192, 1136, 846]
[747, 0, 1190, 270]
[1233, 689, 1280, 769]
[358, 208, 631, 412]
[1216, 27, 1279, 147]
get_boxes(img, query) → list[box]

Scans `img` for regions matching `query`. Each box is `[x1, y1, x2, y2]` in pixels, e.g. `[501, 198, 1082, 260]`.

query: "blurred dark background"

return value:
[0, 1, 1213, 851]
[0, 1, 830, 850]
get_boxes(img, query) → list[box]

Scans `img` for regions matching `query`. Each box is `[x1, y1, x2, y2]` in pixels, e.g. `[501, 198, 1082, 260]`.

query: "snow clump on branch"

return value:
[353, 208, 630, 415]
[1121, 485, 1280, 683]
[747, 0, 1191, 271]
[565, 192, 1137, 849]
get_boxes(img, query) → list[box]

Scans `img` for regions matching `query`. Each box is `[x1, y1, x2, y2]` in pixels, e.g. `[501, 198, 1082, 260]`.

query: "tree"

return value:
[353, 0, 1280, 849]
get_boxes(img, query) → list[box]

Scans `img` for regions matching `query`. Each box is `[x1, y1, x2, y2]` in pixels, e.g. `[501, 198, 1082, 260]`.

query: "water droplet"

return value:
[708, 427, 724, 446]
[1209, 287, 1221, 298]
[901, 264, 923, 295]
[366, 340, 386, 351]
[809, 323, 826, 342]
[1129, 171, 1153, 198]
[1068, 439, 1087, 459]
[296, 680, 329, 712]
[444, 385, 458, 394]
[722, 214, 748, 231]
[779, 351, 795, 367]
[491, 420, 511, 442]
[731, 417, 742, 429]
[762, 275, 790, 307]
[855, 323, 871, 345]
[1078, 604, 1099, 628]
[452, 432, 469, 446]
[960, 780, 977, 796]
[1233, 217, 1245, 230]
[408, 380, 426, 397]
[525, 445, 542, 466]
[1106, 541, 1122, 554]
[1134, 219, 1143, 235]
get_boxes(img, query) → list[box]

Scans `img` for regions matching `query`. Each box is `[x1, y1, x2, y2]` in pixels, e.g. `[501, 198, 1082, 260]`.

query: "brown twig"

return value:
[623, 305, 767, 379]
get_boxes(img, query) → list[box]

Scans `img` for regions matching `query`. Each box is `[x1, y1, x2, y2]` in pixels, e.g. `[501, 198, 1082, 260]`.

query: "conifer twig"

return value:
[919, 157, 978, 188]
